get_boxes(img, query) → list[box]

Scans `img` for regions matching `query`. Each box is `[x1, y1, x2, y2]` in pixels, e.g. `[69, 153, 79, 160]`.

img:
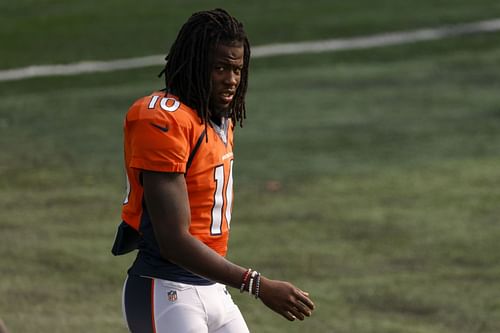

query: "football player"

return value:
[112, 8, 315, 332]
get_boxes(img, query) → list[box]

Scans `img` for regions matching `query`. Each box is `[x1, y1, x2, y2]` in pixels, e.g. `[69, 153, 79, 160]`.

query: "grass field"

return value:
[2, 1, 500, 332]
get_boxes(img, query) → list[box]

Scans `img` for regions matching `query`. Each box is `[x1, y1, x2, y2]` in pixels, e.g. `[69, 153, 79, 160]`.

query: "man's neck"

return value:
[210, 115, 222, 126]
[210, 109, 229, 126]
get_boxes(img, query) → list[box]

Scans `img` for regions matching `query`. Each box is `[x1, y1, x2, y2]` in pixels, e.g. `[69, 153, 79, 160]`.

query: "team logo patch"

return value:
[167, 290, 178, 302]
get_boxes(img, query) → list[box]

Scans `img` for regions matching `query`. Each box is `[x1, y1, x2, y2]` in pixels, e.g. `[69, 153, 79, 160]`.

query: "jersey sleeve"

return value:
[125, 102, 190, 173]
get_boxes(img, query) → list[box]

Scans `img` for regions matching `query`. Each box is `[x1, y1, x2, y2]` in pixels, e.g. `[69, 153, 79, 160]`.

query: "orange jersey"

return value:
[122, 92, 234, 257]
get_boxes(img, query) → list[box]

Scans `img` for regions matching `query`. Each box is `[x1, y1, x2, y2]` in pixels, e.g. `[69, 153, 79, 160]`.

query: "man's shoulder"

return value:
[127, 92, 199, 127]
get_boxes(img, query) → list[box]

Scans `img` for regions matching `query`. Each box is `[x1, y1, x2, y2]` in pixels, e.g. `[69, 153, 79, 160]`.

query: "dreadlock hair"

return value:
[158, 8, 250, 128]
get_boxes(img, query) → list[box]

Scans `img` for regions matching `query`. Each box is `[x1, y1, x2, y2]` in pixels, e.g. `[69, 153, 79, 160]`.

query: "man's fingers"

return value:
[298, 288, 309, 297]
[295, 301, 313, 317]
[289, 306, 306, 321]
[296, 290, 315, 311]
[283, 311, 296, 321]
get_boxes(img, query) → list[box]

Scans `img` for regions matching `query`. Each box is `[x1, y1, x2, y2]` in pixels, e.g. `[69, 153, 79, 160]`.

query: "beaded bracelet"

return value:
[240, 268, 252, 293]
[254, 272, 261, 299]
[248, 270, 257, 296]
[240, 268, 262, 298]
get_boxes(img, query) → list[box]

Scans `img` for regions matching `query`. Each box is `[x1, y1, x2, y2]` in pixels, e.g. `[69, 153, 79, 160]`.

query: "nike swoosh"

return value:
[150, 122, 169, 132]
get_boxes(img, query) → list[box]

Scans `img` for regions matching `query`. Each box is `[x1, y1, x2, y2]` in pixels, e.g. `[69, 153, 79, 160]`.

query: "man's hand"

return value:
[258, 277, 315, 321]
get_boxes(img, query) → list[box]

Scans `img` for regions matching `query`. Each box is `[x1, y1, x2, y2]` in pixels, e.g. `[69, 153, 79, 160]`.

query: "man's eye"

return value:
[215, 66, 225, 72]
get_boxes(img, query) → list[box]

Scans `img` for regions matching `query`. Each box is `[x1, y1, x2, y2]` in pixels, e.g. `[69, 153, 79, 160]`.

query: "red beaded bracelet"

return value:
[239, 268, 252, 293]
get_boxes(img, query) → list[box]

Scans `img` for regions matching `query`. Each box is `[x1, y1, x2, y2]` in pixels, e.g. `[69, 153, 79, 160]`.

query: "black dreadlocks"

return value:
[159, 8, 250, 128]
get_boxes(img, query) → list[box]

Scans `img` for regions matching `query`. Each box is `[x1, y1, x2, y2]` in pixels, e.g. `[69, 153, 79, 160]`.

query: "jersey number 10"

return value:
[211, 161, 233, 235]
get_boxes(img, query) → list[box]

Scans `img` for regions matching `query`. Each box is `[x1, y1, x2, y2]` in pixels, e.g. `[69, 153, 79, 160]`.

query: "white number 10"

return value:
[211, 161, 233, 235]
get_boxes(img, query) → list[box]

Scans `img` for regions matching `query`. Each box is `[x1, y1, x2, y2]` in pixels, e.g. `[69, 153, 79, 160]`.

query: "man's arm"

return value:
[142, 170, 315, 321]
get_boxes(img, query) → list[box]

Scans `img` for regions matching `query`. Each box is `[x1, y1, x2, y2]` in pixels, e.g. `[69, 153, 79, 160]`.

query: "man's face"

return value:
[210, 42, 244, 115]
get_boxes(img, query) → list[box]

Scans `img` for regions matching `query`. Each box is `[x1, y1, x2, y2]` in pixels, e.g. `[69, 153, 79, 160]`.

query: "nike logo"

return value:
[150, 122, 169, 132]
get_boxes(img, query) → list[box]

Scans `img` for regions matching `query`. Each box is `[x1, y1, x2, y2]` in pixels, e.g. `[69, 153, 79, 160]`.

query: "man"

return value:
[112, 8, 315, 332]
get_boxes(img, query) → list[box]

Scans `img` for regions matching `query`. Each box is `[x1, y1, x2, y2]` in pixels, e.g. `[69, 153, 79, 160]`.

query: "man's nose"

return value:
[224, 71, 238, 86]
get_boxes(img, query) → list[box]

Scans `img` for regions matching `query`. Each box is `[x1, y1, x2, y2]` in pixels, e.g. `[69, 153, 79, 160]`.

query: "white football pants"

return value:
[122, 274, 250, 333]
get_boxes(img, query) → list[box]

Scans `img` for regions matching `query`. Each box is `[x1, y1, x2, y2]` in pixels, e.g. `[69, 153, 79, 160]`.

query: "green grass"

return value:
[2, 0, 500, 67]
[1, 1, 500, 332]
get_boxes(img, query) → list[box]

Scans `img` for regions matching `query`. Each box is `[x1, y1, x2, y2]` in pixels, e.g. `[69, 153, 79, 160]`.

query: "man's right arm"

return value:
[142, 170, 244, 288]
[142, 170, 315, 321]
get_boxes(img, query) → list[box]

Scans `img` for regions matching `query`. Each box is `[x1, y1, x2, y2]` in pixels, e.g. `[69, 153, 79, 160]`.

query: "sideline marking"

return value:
[1, 18, 500, 82]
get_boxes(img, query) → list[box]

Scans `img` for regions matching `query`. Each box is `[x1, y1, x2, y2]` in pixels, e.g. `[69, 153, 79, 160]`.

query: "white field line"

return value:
[1, 18, 500, 82]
